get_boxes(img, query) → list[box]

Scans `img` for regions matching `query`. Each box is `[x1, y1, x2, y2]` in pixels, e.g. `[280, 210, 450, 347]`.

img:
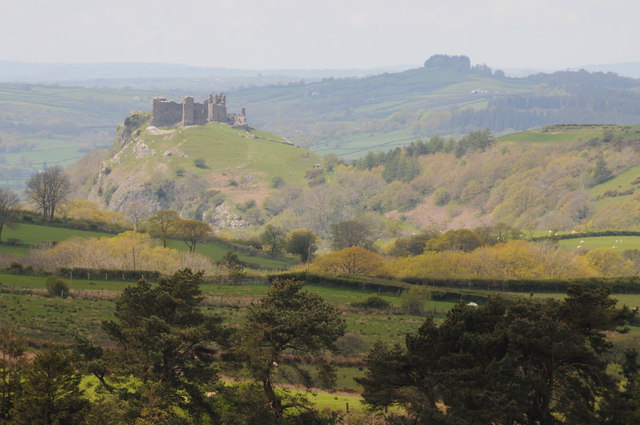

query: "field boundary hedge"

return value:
[533, 230, 640, 241]
[269, 272, 640, 296]
[54, 268, 160, 282]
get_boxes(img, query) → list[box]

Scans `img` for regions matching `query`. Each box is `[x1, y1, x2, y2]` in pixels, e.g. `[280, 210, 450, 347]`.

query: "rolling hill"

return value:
[229, 56, 640, 158]
[75, 112, 322, 228]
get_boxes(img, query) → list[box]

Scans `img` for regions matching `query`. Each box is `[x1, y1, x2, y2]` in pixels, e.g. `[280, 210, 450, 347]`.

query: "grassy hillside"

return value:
[230, 65, 640, 157]
[78, 117, 322, 228]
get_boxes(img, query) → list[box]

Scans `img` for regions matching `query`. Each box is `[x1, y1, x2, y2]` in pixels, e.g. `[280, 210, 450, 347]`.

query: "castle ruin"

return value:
[151, 93, 248, 129]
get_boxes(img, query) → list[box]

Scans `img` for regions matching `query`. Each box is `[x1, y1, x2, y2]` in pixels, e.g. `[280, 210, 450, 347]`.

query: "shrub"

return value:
[433, 187, 450, 206]
[401, 286, 431, 315]
[9, 262, 24, 273]
[46, 276, 70, 298]
[270, 176, 284, 188]
[336, 333, 369, 357]
[194, 158, 207, 168]
[351, 294, 391, 309]
[175, 168, 185, 177]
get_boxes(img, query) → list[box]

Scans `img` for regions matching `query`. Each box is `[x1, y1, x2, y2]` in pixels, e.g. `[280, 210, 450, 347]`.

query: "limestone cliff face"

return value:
[82, 111, 320, 229]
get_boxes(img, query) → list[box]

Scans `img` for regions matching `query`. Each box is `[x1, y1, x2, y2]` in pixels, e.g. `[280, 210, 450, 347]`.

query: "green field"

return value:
[557, 235, 640, 251]
[4, 270, 640, 395]
[1, 222, 292, 270]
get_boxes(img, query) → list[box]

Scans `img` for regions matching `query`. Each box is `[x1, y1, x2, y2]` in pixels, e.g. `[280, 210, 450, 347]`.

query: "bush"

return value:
[270, 176, 284, 188]
[351, 294, 391, 309]
[336, 333, 369, 357]
[433, 187, 450, 206]
[194, 158, 207, 168]
[9, 262, 24, 273]
[46, 277, 70, 298]
[401, 286, 431, 315]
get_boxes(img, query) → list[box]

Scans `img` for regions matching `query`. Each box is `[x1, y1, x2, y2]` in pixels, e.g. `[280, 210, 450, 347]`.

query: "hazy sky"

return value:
[1, 0, 637, 70]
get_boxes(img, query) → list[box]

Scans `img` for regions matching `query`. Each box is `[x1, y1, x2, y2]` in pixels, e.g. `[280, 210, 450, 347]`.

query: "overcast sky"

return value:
[1, 0, 637, 70]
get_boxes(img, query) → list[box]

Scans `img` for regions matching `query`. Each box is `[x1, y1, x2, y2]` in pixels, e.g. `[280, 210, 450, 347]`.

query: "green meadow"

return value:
[1, 222, 292, 270]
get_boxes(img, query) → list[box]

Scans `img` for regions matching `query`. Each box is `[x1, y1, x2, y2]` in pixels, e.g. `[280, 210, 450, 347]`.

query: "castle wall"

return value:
[211, 104, 228, 123]
[193, 103, 208, 125]
[182, 96, 195, 126]
[152, 98, 183, 127]
[151, 93, 243, 128]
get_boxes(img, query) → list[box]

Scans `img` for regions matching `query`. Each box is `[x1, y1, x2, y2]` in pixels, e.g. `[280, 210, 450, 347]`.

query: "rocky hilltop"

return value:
[77, 111, 320, 229]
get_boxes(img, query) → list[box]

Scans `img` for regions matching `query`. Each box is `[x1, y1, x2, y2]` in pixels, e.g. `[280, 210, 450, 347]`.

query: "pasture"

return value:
[0, 222, 292, 270]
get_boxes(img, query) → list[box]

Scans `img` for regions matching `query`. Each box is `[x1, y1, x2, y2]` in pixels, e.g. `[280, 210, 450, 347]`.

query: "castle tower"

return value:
[182, 96, 194, 126]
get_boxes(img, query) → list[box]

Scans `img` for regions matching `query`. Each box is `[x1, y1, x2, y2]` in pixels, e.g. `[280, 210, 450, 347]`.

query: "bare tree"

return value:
[24, 166, 71, 224]
[124, 200, 151, 232]
[0, 187, 20, 242]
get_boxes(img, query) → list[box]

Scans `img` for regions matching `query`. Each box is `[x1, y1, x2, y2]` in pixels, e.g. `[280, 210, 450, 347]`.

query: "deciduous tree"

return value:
[425, 228, 483, 252]
[310, 246, 385, 276]
[24, 165, 71, 224]
[146, 209, 180, 248]
[285, 228, 318, 263]
[260, 224, 286, 255]
[0, 188, 19, 243]
[173, 218, 211, 253]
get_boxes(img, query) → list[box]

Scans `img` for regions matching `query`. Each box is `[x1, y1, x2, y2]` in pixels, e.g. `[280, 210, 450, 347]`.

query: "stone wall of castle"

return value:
[151, 98, 183, 127]
[151, 93, 246, 128]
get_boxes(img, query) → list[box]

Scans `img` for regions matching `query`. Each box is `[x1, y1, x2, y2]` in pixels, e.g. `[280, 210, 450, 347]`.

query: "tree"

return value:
[0, 328, 27, 423]
[217, 250, 245, 283]
[330, 218, 376, 250]
[310, 246, 385, 276]
[359, 286, 633, 425]
[173, 218, 211, 253]
[11, 348, 87, 425]
[0, 188, 19, 243]
[237, 279, 346, 419]
[24, 166, 71, 224]
[146, 209, 180, 248]
[123, 201, 150, 232]
[585, 248, 635, 277]
[425, 229, 483, 252]
[588, 154, 613, 187]
[98, 269, 228, 422]
[260, 224, 286, 255]
[285, 228, 318, 262]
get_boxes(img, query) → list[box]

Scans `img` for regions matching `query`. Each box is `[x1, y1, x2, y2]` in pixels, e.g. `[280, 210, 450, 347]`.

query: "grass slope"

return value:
[94, 122, 321, 210]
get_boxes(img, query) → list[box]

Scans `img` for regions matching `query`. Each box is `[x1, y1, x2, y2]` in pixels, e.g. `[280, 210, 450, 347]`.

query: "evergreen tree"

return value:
[588, 154, 613, 186]
[358, 286, 633, 425]
[12, 348, 87, 425]
[98, 269, 229, 422]
[236, 279, 346, 420]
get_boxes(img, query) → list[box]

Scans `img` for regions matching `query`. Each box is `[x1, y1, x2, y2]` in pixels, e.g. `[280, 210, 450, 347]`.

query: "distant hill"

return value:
[0, 60, 407, 90]
[0, 84, 158, 190]
[575, 62, 640, 79]
[229, 56, 640, 158]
